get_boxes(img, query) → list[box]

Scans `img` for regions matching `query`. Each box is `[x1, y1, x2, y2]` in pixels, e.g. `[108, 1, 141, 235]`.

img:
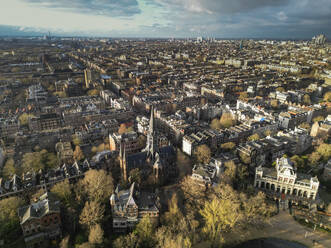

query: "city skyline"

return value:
[0, 0, 330, 39]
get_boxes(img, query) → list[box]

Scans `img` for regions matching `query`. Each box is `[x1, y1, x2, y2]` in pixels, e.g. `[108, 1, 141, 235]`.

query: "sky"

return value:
[0, 0, 330, 39]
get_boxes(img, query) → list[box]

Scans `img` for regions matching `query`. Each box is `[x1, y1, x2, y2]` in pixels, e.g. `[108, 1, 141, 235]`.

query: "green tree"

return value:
[291, 155, 305, 169]
[135, 215, 156, 247]
[0, 197, 25, 243]
[194, 144, 211, 164]
[223, 161, 237, 185]
[2, 158, 16, 179]
[129, 168, 142, 185]
[316, 143, 331, 161]
[51, 179, 72, 206]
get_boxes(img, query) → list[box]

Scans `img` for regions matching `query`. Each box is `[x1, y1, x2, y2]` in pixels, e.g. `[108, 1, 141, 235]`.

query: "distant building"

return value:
[18, 192, 61, 248]
[55, 141, 74, 164]
[119, 108, 176, 184]
[29, 113, 62, 131]
[255, 157, 319, 203]
[312, 34, 326, 45]
[110, 183, 159, 232]
[191, 163, 217, 186]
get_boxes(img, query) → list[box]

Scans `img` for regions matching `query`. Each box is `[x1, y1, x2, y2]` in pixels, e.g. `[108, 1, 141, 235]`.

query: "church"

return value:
[119, 107, 177, 184]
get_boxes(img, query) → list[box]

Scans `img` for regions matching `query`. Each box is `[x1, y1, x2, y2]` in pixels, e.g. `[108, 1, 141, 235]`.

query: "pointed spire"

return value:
[123, 145, 127, 160]
[149, 106, 154, 134]
[119, 142, 123, 158]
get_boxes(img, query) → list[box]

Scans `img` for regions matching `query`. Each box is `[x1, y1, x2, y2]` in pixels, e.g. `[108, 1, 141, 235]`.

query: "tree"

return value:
[18, 113, 35, 126]
[303, 94, 311, 105]
[316, 143, 331, 161]
[194, 144, 211, 164]
[79, 201, 105, 229]
[0, 197, 25, 243]
[200, 190, 241, 246]
[163, 193, 183, 231]
[219, 113, 236, 128]
[113, 233, 139, 248]
[87, 89, 100, 96]
[50, 180, 72, 206]
[135, 215, 155, 247]
[220, 142, 235, 151]
[239, 151, 251, 165]
[299, 122, 311, 130]
[22, 149, 58, 173]
[291, 155, 305, 169]
[118, 123, 128, 134]
[238, 92, 248, 100]
[74, 145, 85, 161]
[129, 168, 142, 185]
[180, 176, 208, 212]
[89, 224, 104, 245]
[247, 133, 260, 141]
[72, 135, 82, 146]
[223, 161, 236, 185]
[81, 170, 114, 203]
[210, 118, 221, 130]
[276, 87, 285, 92]
[270, 100, 278, 109]
[2, 158, 16, 179]
[264, 130, 272, 137]
[308, 152, 322, 167]
[313, 116, 324, 122]
[323, 91, 331, 102]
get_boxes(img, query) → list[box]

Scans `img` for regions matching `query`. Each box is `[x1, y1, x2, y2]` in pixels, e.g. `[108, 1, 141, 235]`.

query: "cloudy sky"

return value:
[0, 0, 330, 38]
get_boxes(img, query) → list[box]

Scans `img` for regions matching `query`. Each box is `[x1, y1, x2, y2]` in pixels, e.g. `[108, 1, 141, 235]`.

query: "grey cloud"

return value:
[155, 0, 290, 14]
[23, 0, 141, 16]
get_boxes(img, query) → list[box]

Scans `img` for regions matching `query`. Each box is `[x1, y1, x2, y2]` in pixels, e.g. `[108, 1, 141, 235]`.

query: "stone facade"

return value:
[254, 157, 319, 201]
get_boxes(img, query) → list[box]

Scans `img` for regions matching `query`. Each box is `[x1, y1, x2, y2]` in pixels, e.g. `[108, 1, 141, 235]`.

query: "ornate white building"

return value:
[254, 157, 319, 201]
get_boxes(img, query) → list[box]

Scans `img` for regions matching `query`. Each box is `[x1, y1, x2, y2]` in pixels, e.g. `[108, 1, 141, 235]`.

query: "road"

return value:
[246, 210, 331, 248]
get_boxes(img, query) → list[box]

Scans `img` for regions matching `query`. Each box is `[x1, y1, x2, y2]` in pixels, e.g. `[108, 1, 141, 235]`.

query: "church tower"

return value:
[145, 107, 158, 160]
[119, 143, 128, 181]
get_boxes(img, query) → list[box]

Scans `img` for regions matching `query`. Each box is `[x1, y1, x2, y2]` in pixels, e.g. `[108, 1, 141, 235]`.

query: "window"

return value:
[289, 179, 293, 184]
[279, 177, 283, 182]
[283, 178, 288, 183]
